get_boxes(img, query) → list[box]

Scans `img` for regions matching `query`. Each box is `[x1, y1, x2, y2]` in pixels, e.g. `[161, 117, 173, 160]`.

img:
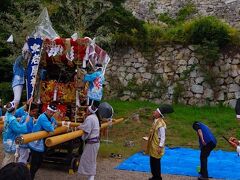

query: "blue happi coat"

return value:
[12, 55, 25, 88]
[84, 70, 104, 101]
[29, 113, 57, 152]
[19, 114, 35, 148]
[15, 106, 27, 118]
[2, 112, 28, 153]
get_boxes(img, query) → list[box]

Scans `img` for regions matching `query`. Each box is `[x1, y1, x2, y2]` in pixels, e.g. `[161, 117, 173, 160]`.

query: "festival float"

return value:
[6, 8, 124, 173]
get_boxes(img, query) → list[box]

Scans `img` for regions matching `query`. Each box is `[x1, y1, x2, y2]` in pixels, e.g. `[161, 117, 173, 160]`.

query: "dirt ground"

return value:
[0, 143, 218, 180]
[34, 157, 201, 180]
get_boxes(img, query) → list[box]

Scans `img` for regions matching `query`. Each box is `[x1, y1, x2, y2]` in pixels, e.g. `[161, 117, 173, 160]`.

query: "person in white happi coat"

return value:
[77, 105, 100, 180]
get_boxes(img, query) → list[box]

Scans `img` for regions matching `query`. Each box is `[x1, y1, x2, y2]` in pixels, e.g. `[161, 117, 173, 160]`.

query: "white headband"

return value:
[47, 105, 57, 112]
[4, 101, 15, 112]
[157, 108, 164, 118]
[88, 106, 98, 114]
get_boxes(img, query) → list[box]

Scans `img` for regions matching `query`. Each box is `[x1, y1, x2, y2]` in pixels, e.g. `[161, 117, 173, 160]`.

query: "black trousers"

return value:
[150, 156, 162, 180]
[30, 149, 44, 180]
[200, 142, 216, 178]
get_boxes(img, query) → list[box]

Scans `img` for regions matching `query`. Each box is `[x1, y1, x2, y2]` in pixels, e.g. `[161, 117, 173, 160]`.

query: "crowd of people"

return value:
[0, 52, 239, 180]
[0, 52, 104, 180]
[0, 100, 101, 180]
[146, 101, 240, 180]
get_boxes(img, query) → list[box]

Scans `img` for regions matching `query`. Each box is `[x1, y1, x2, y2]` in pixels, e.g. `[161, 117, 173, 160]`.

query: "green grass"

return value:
[99, 100, 238, 159]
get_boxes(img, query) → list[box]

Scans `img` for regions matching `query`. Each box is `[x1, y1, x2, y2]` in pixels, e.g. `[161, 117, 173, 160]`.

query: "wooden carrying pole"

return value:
[45, 118, 124, 147]
[0, 124, 3, 132]
[0, 120, 80, 126]
[15, 126, 68, 145]
[56, 121, 81, 127]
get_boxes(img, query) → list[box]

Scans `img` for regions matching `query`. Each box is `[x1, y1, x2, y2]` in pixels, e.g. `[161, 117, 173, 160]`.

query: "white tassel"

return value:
[14, 144, 20, 162]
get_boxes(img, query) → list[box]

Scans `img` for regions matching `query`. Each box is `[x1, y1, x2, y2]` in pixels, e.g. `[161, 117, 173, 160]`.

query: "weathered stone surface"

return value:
[195, 77, 204, 84]
[133, 63, 142, 68]
[188, 57, 198, 65]
[126, 73, 133, 80]
[138, 67, 146, 73]
[124, 0, 240, 28]
[229, 99, 237, 108]
[106, 45, 240, 107]
[203, 89, 214, 99]
[178, 60, 188, 65]
[216, 92, 224, 101]
[229, 84, 240, 92]
[142, 72, 152, 79]
[191, 85, 204, 94]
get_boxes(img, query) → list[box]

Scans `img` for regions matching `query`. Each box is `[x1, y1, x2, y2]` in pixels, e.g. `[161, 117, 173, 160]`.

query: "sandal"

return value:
[116, 154, 122, 159]
[110, 153, 122, 159]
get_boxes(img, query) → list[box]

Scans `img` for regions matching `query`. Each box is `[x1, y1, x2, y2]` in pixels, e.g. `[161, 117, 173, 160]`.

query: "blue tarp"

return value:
[115, 147, 240, 180]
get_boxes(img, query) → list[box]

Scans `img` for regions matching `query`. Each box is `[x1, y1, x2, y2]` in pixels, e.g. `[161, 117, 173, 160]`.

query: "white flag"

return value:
[71, 33, 78, 41]
[6, 34, 13, 43]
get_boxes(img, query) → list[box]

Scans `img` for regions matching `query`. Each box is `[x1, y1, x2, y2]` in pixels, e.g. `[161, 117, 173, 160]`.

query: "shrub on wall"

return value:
[194, 40, 220, 89]
[184, 16, 231, 47]
[173, 82, 185, 104]
[176, 3, 196, 22]
[143, 23, 164, 46]
[158, 3, 196, 25]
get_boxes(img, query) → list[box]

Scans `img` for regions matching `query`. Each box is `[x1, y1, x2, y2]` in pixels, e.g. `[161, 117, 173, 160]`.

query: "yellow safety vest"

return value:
[146, 118, 166, 159]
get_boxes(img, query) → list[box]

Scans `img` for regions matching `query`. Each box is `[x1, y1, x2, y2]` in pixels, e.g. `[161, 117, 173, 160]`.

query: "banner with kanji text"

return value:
[26, 37, 43, 100]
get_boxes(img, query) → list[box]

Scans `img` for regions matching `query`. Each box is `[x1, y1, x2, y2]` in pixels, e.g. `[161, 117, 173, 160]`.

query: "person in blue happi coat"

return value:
[14, 97, 34, 119]
[83, 64, 105, 108]
[1, 101, 29, 168]
[12, 55, 27, 109]
[18, 102, 39, 164]
[193, 121, 217, 180]
[29, 102, 58, 180]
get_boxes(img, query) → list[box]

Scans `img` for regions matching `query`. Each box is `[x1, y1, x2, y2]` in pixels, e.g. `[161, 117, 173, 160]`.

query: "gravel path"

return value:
[0, 143, 218, 180]
[35, 157, 200, 180]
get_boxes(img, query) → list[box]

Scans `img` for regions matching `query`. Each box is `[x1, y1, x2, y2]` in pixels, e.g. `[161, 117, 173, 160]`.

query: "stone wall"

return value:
[105, 45, 240, 107]
[124, 0, 240, 28]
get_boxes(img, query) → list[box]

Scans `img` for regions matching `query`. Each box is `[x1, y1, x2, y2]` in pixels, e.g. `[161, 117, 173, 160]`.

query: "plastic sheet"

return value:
[115, 147, 240, 180]
[31, 8, 59, 39]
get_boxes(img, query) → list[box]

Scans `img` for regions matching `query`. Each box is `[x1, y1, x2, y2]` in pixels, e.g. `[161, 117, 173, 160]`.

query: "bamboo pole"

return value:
[14, 121, 82, 144]
[45, 118, 124, 147]
[56, 121, 81, 128]
[0, 120, 80, 126]
[15, 126, 68, 145]
[0, 116, 4, 122]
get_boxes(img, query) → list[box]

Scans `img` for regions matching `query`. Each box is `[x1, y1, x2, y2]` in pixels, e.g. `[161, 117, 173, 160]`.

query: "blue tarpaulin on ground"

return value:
[115, 147, 240, 180]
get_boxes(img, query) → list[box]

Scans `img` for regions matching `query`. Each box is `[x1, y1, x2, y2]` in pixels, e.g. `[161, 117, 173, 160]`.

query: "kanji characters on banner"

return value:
[26, 37, 43, 100]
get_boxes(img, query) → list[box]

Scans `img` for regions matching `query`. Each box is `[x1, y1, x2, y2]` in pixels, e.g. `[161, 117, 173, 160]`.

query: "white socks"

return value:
[88, 175, 94, 180]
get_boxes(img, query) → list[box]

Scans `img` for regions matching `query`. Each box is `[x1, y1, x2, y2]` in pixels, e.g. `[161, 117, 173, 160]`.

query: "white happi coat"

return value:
[78, 113, 100, 176]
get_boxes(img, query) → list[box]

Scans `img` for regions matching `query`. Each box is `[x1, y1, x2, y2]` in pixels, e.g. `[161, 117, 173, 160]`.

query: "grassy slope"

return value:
[99, 100, 238, 158]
